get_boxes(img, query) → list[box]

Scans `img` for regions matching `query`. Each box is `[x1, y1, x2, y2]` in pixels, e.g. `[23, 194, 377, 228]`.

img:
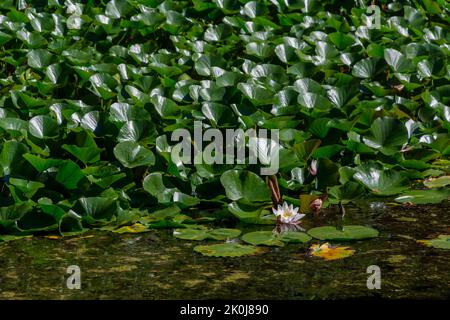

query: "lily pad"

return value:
[173, 228, 241, 241]
[395, 189, 450, 204]
[113, 141, 155, 168]
[0, 234, 33, 243]
[241, 231, 284, 247]
[173, 228, 208, 240]
[354, 164, 409, 196]
[279, 231, 312, 244]
[220, 170, 271, 203]
[423, 176, 450, 188]
[307, 225, 379, 241]
[362, 117, 408, 155]
[207, 228, 242, 240]
[227, 202, 275, 225]
[418, 235, 450, 250]
[309, 243, 355, 260]
[111, 223, 150, 234]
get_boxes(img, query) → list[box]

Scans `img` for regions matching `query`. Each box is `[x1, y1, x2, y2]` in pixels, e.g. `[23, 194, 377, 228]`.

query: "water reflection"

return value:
[0, 202, 449, 299]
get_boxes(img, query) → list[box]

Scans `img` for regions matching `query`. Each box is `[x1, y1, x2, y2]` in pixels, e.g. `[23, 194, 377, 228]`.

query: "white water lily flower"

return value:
[272, 202, 305, 224]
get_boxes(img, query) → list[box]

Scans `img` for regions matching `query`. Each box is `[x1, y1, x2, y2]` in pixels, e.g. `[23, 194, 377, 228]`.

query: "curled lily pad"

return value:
[113, 141, 155, 168]
[308, 225, 379, 241]
[193, 243, 262, 257]
[227, 202, 275, 225]
[362, 117, 408, 156]
[354, 164, 409, 196]
[28, 115, 59, 139]
[220, 170, 271, 203]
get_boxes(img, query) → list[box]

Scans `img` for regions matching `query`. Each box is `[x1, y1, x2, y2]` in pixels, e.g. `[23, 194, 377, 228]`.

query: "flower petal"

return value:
[291, 213, 305, 223]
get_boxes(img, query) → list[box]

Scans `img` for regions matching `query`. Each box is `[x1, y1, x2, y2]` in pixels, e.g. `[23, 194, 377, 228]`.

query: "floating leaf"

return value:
[241, 231, 284, 247]
[173, 228, 208, 240]
[423, 176, 450, 189]
[395, 189, 450, 204]
[308, 225, 379, 241]
[0, 234, 33, 243]
[279, 231, 312, 244]
[112, 223, 150, 234]
[207, 228, 242, 240]
[418, 235, 450, 250]
[173, 228, 241, 241]
[309, 243, 355, 260]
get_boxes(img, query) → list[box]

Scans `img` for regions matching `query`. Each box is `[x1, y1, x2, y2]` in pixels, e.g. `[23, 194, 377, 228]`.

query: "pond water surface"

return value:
[1, 201, 449, 299]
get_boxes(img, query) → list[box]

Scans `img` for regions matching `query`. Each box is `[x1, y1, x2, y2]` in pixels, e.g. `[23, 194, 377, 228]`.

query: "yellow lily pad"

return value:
[309, 242, 355, 261]
[44, 235, 62, 240]
[112, 223, 150, 234]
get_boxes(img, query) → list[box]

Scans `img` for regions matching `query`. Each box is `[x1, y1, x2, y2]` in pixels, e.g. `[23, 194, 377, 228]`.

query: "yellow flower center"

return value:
[282, 211, 292, 219]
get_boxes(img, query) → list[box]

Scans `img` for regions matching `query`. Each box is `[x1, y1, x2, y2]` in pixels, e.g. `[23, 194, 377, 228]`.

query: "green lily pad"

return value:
[173, 228, 241, 241]
[418, 235, 450, 250]
[395, 189, 450, 204]
[279, 231, 312, 243]
[328, 182, 365, 204]
[207, 228, 242, 240]
[362, 117, 408, 156]
[354, 164, 409, 196]
[307, 225, 379, 241]
[424, 176, 450, 188]
[227, 202, 275, 225]
[0, 234, 33, 243]
[112, 223, 151, 234]
[241, 231, 284, 247]
[114, 141, 155, 168]
[28, 115, 59, 139]
[220, 170, 271, 203]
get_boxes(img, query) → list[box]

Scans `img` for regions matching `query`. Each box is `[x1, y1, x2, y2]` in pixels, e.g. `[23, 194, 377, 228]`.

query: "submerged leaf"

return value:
[194, 243, 262, 257]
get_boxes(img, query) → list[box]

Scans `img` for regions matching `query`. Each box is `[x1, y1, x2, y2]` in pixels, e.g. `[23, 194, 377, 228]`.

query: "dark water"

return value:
[1, 201, 449, 299]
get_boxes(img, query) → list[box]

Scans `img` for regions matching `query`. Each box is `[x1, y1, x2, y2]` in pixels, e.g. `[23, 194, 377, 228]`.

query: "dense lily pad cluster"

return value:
[0, 0, 449, 236]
